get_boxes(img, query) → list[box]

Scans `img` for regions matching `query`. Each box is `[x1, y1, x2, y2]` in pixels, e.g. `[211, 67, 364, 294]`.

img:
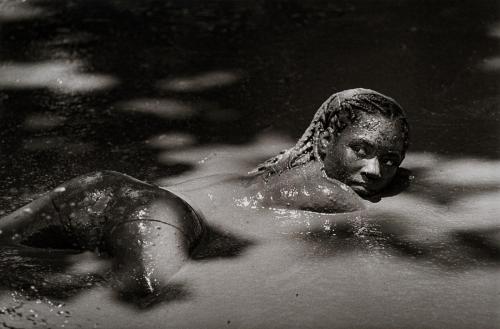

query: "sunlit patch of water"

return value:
[488, 21, 500, 38]
[375, 152, 500, 232]
[479, 56, 500, 71]
[479, 21, 500, 72]
[422, 157, 500, 186]
[145, 132, 196, 149]
[156, 132, 292, 185]
[44, 31, 97, 47]
[23, 113, 67, 130]
[157, 70, 241, 92]
[116, 98, 197, 120]
[0, 0, 47, 22]
[0, 61, 118, 93]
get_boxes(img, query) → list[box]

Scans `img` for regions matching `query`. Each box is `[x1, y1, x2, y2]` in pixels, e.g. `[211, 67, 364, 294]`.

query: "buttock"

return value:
[16, 171, 205, 254]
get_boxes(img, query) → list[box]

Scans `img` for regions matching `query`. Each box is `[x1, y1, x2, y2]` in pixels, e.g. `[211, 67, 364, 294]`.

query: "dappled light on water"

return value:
[405, 153, 500, 186]
[371, 152, 500, 229]
[116, 98, 197, 120]
[479, 57, 500, 71]
[0, 0, 499, 327]
[23, 113, 67, 130]
[488, 21, 500, 38]
[145, 132, 197, 150]
[0, 61, 118, 93]
[157, 70, 242, 93]
[479, 21, 500, 72]
[156, 132, 293, 185]
[0, 0, 47, 22]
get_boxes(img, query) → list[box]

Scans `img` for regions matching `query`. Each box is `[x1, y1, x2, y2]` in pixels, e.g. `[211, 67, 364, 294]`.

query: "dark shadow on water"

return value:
[0, 245, 107, 300]
[380, 168, 412, 198]
[0, 246, 193, 312]
[362, 167, 412, 202]
[0, 246, 193, 310]
[0, 224, 255, 310]
[378, 222, 500, 270]
[453, 228, 500, 262]
[191, 224, 256, 260]
[298, 216, 500, 271]
[406, 168, 500, 207]
[115, 282, 191, 310]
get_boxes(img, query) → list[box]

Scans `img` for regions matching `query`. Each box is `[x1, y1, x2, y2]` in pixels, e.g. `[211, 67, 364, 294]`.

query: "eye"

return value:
[351, 144, 367, 157]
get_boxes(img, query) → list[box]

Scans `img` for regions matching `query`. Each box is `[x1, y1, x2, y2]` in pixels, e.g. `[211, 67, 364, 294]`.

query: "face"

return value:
[321, 112, 406, 196]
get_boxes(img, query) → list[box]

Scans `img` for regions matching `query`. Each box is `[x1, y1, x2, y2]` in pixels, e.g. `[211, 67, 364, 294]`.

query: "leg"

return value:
[109, 220, 190, 295]
[104, 185, 204, 295]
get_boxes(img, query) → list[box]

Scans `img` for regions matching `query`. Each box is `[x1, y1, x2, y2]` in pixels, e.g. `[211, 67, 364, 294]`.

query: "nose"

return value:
[361, 157, 381, 180]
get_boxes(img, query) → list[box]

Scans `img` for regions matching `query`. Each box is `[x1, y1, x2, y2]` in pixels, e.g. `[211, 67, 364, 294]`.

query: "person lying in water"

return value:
[0, 88, 409, 296]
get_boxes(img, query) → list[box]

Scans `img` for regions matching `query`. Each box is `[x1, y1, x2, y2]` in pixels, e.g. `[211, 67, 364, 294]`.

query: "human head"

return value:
[251, 88, 409, 196]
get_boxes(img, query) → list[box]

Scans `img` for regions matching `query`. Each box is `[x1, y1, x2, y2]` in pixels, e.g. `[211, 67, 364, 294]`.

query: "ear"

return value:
[318, 129, 334, 158]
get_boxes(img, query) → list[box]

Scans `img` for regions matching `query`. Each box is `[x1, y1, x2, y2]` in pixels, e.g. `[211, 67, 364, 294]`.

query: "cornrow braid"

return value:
[250, 88, 409, 178]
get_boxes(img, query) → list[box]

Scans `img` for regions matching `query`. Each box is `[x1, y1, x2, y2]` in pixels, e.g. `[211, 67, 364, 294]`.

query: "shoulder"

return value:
[258, 162, 365, 213]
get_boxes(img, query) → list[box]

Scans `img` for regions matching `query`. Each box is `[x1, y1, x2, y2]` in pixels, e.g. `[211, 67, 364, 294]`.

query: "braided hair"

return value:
[250, 88, 409, 177]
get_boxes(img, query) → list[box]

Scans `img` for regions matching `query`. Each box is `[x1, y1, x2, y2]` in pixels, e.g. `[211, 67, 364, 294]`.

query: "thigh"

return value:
[108, 219, 192, 294]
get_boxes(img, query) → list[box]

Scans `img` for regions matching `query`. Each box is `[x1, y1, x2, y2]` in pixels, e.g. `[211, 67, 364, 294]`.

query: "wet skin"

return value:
[247, 161, 365, 213]
[0, 171, 205, 295]
[0, 115, 406, 295]
[320, 112, 406, 197]
[0, 167, 367, 296]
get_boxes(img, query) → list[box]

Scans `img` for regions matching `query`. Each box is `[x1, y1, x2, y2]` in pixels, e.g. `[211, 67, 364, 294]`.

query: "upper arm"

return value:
[306, 180, 365, 213]
[260, 166, 365, 214]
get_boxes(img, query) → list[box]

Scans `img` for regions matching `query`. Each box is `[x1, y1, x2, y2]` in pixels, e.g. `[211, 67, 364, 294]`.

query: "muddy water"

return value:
[1, 0, 499, 328]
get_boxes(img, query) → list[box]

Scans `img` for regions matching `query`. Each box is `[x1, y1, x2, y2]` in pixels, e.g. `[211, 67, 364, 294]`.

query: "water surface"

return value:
[1, 1, 499, 328]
